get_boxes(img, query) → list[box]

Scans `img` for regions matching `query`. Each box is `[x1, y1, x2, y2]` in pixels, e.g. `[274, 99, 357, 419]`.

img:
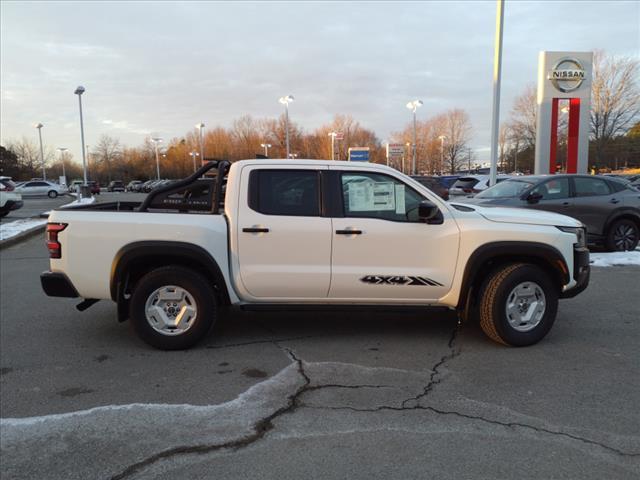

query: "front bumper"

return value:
[560, 247, 590, 299]
[41, 271, 79, 298]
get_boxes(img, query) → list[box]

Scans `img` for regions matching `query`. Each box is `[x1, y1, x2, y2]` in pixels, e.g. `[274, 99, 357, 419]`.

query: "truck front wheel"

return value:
[479, 263, 558, 347]
[129, 266, 217, 350]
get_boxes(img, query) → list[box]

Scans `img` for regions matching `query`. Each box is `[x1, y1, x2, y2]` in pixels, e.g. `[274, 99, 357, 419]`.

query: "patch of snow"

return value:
[590, 249, 640, 267]
[58, 196, 96, 209]
[0, 218, 47, 241]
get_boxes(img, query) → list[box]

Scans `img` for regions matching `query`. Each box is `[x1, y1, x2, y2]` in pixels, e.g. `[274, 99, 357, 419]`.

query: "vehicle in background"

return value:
[88, 181, 101, 195]
[456, 174, 640, 251]
[15, 180, 67, 198]
[449, 175, 510, 197]
[126, 180, 143, 192]
[141, 180, 159, 193]
[68, 180, 83, 193]
[107, 180, 125, 192]
[411, 176, 452, 200]
[0, 177, 23, 218]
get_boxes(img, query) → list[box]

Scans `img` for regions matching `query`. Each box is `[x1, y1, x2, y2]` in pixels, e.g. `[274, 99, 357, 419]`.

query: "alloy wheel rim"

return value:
[614, 224, 637, 251]
[144, 285, 197, 336]
[505, 281, 546, 332]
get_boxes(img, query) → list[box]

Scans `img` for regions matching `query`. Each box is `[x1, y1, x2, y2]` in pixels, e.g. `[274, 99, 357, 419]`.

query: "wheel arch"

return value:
[110, 241, 231, 318]
[603, 209, 640, 234]
[457, 241, 569, 312]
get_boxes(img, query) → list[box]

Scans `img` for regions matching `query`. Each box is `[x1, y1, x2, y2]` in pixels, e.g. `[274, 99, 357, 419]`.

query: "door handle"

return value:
[610, 198, 620, 204]
[562, 202, 570, 206]
[242, 227, 269, 233]
[336, 229, 363, 235]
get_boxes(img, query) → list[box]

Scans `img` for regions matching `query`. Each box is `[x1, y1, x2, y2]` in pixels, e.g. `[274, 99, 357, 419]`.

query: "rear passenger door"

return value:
[236, 166, 332, 299]
[569, 177, 617, 235]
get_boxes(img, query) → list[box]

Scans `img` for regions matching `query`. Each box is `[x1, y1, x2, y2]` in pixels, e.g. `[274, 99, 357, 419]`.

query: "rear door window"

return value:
[573, 178, 611, 197]
[249, 170, 320, 217]
[452, 178, 480, 190]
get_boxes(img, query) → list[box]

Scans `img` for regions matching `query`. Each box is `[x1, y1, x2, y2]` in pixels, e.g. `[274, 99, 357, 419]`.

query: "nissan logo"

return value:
[548, 58, 586, 93]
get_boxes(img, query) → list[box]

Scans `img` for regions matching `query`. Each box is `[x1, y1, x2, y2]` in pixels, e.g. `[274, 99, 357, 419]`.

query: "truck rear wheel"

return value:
[479, 263, 558, 347]
[129, 266, 216, 350]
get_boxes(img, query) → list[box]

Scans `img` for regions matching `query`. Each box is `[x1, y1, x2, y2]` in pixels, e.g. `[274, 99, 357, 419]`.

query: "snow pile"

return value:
[58, 196, 96, 209]
[0, 218, 47, 241]
[590, 249, 640, 267]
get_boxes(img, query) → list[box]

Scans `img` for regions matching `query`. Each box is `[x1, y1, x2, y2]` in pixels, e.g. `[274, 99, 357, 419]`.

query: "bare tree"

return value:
[440, 109, 472, 174]
[95, 134, 122, 182]
[509, 84, 538, 150]
[591, 50, 640, 164]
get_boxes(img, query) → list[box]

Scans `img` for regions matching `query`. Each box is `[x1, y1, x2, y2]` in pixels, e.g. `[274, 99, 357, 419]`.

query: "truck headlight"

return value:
[557, 226, 587, 248]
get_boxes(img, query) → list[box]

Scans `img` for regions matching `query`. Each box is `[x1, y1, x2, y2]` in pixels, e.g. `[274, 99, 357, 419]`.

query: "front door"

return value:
[236, 166, 332, 299]
[329, 169, 460, 302]
[526, 177, 573, 215]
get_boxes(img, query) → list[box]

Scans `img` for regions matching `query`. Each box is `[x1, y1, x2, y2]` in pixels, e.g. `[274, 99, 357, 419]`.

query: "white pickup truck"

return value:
[41, 160, 590, 350]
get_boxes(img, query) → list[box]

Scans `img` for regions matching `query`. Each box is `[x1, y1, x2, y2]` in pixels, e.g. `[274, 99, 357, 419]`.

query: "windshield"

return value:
[475, 179, 536, 198]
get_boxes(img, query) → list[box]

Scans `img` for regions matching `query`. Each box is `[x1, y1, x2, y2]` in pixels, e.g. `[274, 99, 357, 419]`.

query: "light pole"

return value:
[438, 135, 447, 174]
[74, 86, 88, 187]
[328, 132, 337, 161]
[279, 95, 294, 159]
[56, 148, 68, 182]
[489, 0, 505, 186]
[35, 123, 46, 180]
[189, 151, 200, 172]
[195, 123, 205, 162]
[151, 137, 163, 180]
[260, 143, 272, 157]
[406, 100, 423, 175]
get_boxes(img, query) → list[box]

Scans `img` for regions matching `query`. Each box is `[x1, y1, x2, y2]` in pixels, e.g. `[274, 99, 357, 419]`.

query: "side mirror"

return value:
[418, 200, 440, 221]
[526, 192, 543, 204]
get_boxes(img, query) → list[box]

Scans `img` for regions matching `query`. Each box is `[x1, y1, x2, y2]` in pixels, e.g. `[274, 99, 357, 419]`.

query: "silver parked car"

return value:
[15, 180, 67, 198]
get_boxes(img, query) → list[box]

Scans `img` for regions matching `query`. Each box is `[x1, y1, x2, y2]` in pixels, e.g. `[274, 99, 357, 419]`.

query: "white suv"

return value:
[0, 177, 23, 218]
[449, 175, 510, 197]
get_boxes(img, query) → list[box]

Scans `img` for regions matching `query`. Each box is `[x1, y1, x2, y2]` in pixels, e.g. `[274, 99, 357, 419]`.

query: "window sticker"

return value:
[395, 184, 405, 214]
[348, 181, 397, 211]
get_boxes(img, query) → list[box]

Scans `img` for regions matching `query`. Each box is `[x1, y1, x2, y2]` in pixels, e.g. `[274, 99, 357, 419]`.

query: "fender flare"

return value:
[110, 241, 230, 304]
[457, 241, 570, 309]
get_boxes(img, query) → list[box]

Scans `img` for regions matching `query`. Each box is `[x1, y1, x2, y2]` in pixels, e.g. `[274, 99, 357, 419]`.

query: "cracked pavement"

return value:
[2, 237, 639, 479]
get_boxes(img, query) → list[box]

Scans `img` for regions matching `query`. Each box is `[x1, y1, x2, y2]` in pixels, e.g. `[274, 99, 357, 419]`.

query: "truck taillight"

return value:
[46, 223, 68, 259]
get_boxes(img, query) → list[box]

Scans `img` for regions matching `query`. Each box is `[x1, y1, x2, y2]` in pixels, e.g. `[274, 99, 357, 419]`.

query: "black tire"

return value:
[605, 219, 639, 252]
[47, 190, 58, 198]
[479, 263, 558, 347]
[129, 266, 217, 350]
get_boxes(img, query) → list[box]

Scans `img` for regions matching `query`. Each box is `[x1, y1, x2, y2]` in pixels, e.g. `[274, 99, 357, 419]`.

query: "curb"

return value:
[0, 222, 47, 250]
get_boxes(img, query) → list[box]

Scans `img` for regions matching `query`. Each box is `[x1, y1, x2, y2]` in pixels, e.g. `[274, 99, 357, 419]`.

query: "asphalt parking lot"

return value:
[1, 233, 639, 479]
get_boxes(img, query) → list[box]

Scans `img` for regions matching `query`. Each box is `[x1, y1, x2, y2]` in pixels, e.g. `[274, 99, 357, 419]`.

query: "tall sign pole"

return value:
[489, 0, 504, 186]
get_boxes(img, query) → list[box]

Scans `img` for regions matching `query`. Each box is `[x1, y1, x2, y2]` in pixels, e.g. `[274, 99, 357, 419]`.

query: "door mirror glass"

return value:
[418, 200, 439, 221]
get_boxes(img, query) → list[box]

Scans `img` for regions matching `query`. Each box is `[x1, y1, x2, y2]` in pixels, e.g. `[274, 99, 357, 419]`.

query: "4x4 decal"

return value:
[360, 275, 443, 287]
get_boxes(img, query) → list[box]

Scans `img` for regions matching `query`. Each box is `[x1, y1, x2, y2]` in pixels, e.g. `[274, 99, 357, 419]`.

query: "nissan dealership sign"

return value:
[548, 58, 586, 93]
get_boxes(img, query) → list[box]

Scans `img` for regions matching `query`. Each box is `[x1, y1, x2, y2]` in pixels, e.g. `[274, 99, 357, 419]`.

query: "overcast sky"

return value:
[1, 0, 638, 164]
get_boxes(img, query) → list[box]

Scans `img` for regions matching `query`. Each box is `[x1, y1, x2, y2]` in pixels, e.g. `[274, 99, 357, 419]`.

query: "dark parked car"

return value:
[107, 180, 125, 192]
[457, 174, 640, 251]
[411, 176, 453, 200]
[88, 181, 100, 195]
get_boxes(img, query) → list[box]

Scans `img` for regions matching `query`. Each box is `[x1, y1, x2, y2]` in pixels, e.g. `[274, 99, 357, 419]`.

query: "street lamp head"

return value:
[35, 122, 43, 129]
[406, 100, 423, 112]
[438, 135, 447, 141]
[57, 147, 68, 152]
[195, 123, 205, 129]
[74, 86, 85, 95]
[279, 95, 294, 105]
[260, 143, 272, 148]
[151, 137, 163, 144]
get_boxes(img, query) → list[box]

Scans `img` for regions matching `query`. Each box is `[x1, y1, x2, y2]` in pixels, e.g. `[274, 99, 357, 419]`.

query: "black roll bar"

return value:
[138, 160, 230, 213]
